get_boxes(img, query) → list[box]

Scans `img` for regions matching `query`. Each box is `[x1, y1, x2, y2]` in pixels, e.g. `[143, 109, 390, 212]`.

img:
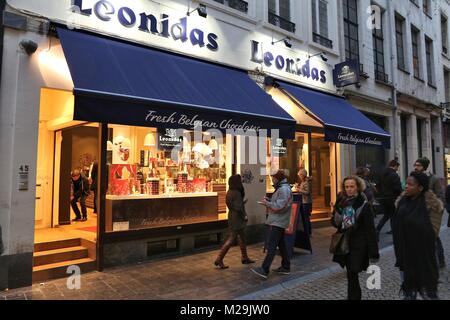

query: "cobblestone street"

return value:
[239, 224, 450, 300]
[1, 214, 448, 300]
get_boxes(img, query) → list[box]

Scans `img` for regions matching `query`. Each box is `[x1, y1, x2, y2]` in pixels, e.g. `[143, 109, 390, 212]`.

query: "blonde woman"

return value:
[331, 176, 379, 300]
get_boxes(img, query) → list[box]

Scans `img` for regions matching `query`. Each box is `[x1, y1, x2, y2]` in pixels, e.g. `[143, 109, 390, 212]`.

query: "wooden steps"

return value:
[33, 238, 96, 283]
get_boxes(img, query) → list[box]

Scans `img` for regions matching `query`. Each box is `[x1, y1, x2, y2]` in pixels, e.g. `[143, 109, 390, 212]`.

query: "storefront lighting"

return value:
[308, 51, 328, 62]
[187, 4, 207, 18]
[144, 132, 156, 147]
[272, 36, 292, 48]
[19, 39, 38, 55]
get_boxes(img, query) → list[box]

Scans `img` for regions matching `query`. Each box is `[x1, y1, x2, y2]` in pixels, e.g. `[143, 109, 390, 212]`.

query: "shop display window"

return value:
[105, 125, 228, 232]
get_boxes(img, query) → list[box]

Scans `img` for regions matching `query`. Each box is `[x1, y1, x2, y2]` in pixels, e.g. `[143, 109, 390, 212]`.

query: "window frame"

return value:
[372, 9, 387, 83]
[442, 14, 449, 55]
[425, 35, 435, 86]
[343, 0, 360, 62]
[312, 0, 332, 48]
[411, 25, 421, 79]
[395, 14, 406, 71]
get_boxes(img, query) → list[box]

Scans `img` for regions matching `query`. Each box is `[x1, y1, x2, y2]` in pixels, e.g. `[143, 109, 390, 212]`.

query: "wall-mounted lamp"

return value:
[272, 36, 292, 48]
[308, 51, 328, 62]
[187, 4, 207, 18]
[19, 40, 38, 55]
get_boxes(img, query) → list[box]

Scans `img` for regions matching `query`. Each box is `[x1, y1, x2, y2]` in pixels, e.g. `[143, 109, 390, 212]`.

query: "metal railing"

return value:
[375, 70, 389, 83]
[268, 11, 296, 33]
[313, 32, 333, 49]
[213, 0, 248, 13]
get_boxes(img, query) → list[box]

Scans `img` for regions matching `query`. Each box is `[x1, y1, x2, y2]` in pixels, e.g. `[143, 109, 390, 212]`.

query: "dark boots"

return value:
[214, 236, 255, 269]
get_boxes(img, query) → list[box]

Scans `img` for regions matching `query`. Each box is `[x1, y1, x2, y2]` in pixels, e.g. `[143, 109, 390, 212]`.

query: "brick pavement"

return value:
[0, 214, 441, 300]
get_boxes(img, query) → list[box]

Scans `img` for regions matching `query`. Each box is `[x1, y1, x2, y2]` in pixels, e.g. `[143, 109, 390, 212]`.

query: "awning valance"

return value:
[276, 81, 391, 148]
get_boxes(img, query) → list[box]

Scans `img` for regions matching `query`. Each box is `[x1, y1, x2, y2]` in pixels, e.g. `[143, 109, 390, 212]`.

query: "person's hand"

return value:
[70, 196, 74, 201]
[88, 178, 92, 185]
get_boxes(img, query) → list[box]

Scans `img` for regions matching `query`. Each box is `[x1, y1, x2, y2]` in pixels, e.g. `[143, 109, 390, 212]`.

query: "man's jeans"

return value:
[262, 226, 290, 273]
[71, 193, 87, 219]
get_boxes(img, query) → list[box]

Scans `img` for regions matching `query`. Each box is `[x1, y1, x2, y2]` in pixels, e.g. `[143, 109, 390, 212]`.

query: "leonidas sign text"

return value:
[72, 0, 219, 50]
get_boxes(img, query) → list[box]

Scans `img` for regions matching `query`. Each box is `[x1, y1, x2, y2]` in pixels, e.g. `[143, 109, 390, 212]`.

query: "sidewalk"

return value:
[0, 216, 400, 300]
[238, 225, 450, 300]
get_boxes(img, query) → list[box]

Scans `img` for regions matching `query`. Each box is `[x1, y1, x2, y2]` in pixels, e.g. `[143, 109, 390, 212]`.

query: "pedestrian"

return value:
[297, 169, 312, 235]
[413, 157, 446, 268]
[393, 171, 443, 300]
[331, 176, 379, 300]
[376, 160, 402, 236]
[214, 174, 255, 269]
[71, 169, 90, 222]
[252, 170, 293, 279]
[356, 167, 375, 204]
[88, 161, 98, 214]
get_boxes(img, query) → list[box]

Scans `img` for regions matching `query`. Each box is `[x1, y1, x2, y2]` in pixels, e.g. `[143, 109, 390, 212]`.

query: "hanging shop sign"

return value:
[333, 60, 360, 88]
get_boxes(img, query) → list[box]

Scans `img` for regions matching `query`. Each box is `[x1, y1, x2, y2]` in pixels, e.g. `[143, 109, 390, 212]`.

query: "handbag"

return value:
[329, 230, 350, 255]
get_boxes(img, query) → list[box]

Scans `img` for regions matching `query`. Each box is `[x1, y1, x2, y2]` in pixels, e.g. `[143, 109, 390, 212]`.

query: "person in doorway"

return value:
[376, 160, 402, 236]
[331, 176, 379, 300]
[393, 171, 443, 300]
[71, 169, 90, 222]
[88, 161, 98, 214]
[297, 169, 312, 235]
[252, 170, 293, 280]
[214, 174, 255, 269]
[413, 157, 446, 269]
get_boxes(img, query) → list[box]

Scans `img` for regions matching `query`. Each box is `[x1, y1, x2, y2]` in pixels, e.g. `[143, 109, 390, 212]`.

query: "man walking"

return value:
[252, 170, 293, 280]
[414, 157, 446, 269]
[71, 169, 90, 222]
[376, 160, 402, 236]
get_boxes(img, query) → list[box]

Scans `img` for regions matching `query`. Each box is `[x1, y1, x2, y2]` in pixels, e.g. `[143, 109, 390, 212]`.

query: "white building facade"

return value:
[0, 0, 447, 290]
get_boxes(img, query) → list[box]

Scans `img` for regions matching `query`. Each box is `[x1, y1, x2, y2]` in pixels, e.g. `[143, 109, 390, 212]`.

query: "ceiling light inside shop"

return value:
[144, 133, 156, 147]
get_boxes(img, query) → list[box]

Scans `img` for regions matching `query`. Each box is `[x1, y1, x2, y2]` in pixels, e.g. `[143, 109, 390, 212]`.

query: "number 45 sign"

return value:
[18, 165, 29, 191]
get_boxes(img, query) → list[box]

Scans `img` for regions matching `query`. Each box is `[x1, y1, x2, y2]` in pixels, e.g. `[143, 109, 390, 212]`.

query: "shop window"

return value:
[105, 125, 228, 232]
[265, 132, 309, 192]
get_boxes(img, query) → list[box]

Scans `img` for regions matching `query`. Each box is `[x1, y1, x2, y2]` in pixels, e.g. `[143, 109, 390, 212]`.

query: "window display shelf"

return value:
[106, 192, 218, 200]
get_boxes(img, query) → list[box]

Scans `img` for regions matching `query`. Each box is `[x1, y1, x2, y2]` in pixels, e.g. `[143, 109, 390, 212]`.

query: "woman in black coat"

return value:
[393, 171, 442, 300]
[214, 175, 255, 269]
[331, 176, 379, 300]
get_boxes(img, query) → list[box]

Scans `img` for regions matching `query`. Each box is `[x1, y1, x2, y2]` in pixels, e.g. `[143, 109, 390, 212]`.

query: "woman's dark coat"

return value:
[393, 191, 442, 293]
[331, 193, 380, 273]
[226, 189, 247, 231]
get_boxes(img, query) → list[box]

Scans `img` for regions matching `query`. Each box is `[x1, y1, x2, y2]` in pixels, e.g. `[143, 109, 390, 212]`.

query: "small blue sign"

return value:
[333, 60, 360, 87]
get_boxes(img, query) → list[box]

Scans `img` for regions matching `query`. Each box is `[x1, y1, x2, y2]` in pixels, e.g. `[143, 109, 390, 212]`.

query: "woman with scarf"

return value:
[214, 174, 255, 269]
[393, 171, 443, 300]
[331, 176, 379, 300]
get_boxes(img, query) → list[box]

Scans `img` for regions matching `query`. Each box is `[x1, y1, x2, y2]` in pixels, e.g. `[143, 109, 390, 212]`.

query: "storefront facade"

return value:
[0, 0, 391, 289]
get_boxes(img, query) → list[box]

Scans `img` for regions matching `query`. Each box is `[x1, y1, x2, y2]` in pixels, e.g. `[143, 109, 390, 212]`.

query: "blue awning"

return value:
[57, 28, 296, 139]
[276, 81, 391, 148]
